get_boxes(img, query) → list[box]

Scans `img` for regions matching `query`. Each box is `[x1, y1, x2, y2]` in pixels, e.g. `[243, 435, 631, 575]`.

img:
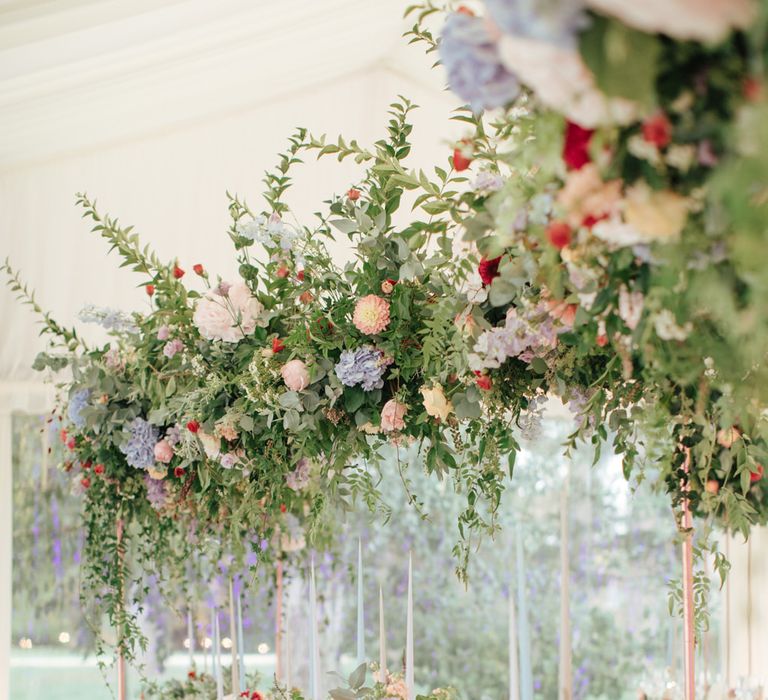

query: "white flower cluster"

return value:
[236, 212, 302, 251]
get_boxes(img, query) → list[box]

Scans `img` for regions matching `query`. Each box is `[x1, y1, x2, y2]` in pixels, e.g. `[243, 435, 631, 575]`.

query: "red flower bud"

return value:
[81, 477, 91, 489]
[299, 291, 314, 304]
[453, 143, 473, 172]
[188, 671, 197, 679]
[193, 263, 205, 276]
[347, 188, 361, 201]
[59, 429, 68, 443]
[562, 121, 594, 170]
[272, 337, 285, 353]
[478, 256, 501, 286]
[67, 438, 76, 450]
[296, 270, 305, 282]
[186, 420, 200, 433]
[82, 460, 92, 470]
[750, 464, 764, 483]
[94, 463, 105, 475]
[280, 503, 287, 513]
[743, 76, 764, 102]
[146, 284, 155, 296]
[546, 221, 572, 250]
[276, 266, 289, 279]
[474, 371, 492, 391]
[641, 112, 672, 148]
[596, 334, 608, 348]
[174, 466, 186, 478]
[705, 479, 720, 495]
[173, 266, 185, 279]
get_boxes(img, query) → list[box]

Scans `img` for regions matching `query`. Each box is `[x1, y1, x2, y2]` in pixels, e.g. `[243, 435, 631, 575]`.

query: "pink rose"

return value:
[193, 281, 263, 343]
[281, 359, 310, 391]
[380, 399, 407, 432]
[157, 325, 170, 340]
[153, 440, 174, 464]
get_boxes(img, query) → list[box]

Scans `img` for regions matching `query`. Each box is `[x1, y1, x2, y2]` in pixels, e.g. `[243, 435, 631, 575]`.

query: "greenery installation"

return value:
[4, 0, 768, 669]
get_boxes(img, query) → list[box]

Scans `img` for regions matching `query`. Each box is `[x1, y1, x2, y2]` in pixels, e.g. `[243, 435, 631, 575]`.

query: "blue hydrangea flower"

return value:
[484, 0, 586, 46]
[120, 417, 159, 470]
[334, 346, 392, 391]
[439, 13, 520, 113]
[67, 389, 91, 429]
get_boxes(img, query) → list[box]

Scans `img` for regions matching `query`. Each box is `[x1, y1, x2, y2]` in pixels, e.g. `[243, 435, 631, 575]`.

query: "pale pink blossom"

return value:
[618, 286, 644, 330]
[585, 0, 754, 43]
[380, 399, 407, 432]
[281, 359, 311, 391]
[153, 440, 174, 464]
[193, 281, 263, 343]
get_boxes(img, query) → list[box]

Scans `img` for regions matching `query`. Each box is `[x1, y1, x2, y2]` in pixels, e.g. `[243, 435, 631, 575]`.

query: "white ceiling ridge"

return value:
[0, 0, 374, 93]
[0, 63, 384, 175]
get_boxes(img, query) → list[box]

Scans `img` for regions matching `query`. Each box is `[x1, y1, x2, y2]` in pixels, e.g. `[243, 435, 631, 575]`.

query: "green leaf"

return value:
[349, 662, 367, 690]
[580, 15, 661, 110]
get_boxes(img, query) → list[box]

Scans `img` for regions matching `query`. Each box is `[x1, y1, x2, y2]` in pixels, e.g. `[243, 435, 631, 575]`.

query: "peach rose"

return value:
[381, 399, 407, 432]
[281, 359, 311, 391]
[153, 439, 174, 464]
[420, 384, 453, 421]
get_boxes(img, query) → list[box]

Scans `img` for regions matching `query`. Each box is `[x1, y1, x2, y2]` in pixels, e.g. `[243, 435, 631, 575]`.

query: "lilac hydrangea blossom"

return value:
[484, 0, 586, 46]
[120, 417, 159, 469]
[438, 12, 520, 113]
[334, 346, 392, 391]
[286, 458, 311, 491]
[77, 305, 139, 333]
[144, 474, 168, 510]
[67, 389, 91, 429]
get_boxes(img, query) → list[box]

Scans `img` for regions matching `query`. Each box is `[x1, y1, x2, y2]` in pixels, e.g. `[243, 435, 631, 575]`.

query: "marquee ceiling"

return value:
[0, 0, 424, 169]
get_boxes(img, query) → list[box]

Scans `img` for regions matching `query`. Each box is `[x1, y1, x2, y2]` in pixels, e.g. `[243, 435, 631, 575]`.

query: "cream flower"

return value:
[380, 399, 407, 432]
[193, 281, 263, 343]
[585, 0, 755, 43]
[557, 164, 622, 228]
[497, 37, 637, 128]
[197, 430, 221, 460]
[618, 286, 644, 330]
[420, 384, 454, 421]
[624, 183, 689, 242]
[654, 309, 692, 341]
[353, 295, 391, 335]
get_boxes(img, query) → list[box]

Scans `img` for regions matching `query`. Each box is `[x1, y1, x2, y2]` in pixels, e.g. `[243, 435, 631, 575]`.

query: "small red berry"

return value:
[546, 221, 572, 250]
[146, 284, 155, 296]
[186, 420, 200, 433]
[453, 144, 473, 172]
[641, 112, 672, 148]
[94, 463, 105, 475]
[173, 266, 185, 279]
[193, 263, 205, 276]
[174, 466, 186, 478]
[81, 477, 91, 489]
[347, 188, 361, 201]
[272, 337, 285, 353]
[280, 503, 287, 513]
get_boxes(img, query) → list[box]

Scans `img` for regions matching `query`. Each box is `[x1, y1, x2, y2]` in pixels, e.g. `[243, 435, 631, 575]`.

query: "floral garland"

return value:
[5, 0, 768, 662]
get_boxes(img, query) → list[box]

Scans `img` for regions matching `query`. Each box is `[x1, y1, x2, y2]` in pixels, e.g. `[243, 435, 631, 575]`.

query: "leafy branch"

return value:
[2, 258, 84, 349]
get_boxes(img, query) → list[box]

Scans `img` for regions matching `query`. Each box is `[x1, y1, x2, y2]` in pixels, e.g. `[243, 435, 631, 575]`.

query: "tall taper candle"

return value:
[214, 611, 223, 700]
[229, 578, 240, 696]
[558, 486, 572, 700]
[357, 539, 365, 664]
[516, 528, 533, 700]
[309, 559, 321, 700]
[508, 579, 520, 700]
[406, 553, 414, 700]
[187, 608, 195, 669]
[237, 592, 245, 691]
[379, 587, 387, 683]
